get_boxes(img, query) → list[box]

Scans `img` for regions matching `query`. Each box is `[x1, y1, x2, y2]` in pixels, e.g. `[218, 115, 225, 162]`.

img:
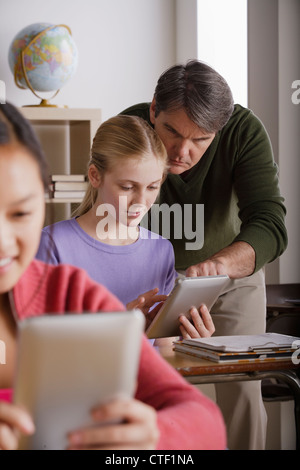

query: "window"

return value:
[197, 0, 248, 106]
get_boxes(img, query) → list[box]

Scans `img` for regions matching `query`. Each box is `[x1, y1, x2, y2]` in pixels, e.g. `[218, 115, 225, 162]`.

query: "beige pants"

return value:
[178, 269, 267, 450]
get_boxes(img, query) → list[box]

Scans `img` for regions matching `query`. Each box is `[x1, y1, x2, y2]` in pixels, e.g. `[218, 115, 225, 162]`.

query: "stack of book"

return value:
[49, 175, 88, 200]
[173, 333, 300, 363]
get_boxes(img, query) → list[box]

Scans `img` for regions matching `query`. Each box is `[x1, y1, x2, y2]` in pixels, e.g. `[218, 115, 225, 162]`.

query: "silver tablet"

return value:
[146, 275, 229, 339]
[13, 310, 145, 450]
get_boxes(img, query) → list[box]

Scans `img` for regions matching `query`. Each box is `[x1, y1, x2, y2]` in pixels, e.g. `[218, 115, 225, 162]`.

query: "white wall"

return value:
[0, 0, 176, 120]
[175, 0, 198, 62]
[278, 0, 300, 284]
[248, 0, 300, 284]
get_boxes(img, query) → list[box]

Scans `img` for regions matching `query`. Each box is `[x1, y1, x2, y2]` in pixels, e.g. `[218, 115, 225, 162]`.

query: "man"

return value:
[120, 60, 287, 450]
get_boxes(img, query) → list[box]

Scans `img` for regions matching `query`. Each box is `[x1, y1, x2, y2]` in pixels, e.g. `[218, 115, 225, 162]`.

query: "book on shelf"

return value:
[53, 190, 86, 199]
[173, 333, 300, 363]
[47, 175, 88, 200]
[51, 174, 86, 182]
[54, 181, 89, 191]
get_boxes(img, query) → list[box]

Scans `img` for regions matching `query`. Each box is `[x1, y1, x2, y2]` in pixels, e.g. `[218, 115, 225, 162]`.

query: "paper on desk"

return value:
[181, 332, 300, 352]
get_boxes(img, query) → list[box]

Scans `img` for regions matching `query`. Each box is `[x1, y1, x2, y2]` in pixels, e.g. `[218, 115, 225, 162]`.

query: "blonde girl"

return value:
[37, 115, 214, 338]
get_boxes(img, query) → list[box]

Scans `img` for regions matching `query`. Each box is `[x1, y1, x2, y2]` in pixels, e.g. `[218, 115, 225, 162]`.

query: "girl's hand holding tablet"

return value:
[0, 401, 35, 450]
[126, 287, 167, 329]
[179, 304, 215, 339]
[67, 398, 159, 450]
[127, 288, 215, 338]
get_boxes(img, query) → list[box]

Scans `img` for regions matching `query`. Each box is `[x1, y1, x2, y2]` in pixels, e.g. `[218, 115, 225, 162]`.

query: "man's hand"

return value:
[186, 241, 256, 279]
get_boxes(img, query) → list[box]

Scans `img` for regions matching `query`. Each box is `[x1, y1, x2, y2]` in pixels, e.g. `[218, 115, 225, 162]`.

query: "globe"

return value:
[8, 22, 78, 106]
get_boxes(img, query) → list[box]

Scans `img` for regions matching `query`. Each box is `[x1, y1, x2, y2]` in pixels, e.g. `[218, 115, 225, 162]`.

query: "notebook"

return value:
[179, 333, 300, 352]
[173, 333, 300, 363]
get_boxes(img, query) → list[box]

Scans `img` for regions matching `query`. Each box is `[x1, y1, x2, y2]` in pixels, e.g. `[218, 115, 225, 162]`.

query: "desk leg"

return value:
[260, 370, 300, 451]
[186, 370, 300, 450]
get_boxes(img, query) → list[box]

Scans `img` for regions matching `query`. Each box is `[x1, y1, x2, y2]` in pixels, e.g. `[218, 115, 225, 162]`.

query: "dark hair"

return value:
[0, 102, 49, 191]
[154, 60, 234, 133]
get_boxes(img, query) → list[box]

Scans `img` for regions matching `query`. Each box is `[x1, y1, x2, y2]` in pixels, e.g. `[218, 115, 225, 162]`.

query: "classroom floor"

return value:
[264, 399, 296, 450]
[196, 384, 296, 450]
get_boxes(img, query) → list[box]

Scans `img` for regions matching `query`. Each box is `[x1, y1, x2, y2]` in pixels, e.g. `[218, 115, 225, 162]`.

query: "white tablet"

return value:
[146, 275, 229, 339]
[13, 310, 145, 450]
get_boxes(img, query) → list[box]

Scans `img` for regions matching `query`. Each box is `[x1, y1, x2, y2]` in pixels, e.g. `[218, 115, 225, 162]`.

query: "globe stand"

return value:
[18, 68, 67, 107]
[19, 83, 67, 108]
[22, 98, 67, 108]
[40, 99, 63, 107]
[23, 98, 68, 108]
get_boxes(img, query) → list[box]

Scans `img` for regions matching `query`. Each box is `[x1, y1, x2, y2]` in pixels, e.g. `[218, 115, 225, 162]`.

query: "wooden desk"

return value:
[155, 337, 300, 449]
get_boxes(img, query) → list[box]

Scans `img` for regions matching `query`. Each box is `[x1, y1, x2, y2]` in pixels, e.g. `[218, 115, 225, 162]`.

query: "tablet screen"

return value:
[146, 275, 229, 339]
[14, 310, 145, 450]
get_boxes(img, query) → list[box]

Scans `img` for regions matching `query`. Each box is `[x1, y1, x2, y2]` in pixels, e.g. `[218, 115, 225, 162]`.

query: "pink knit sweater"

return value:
[1, 260, 226, 450]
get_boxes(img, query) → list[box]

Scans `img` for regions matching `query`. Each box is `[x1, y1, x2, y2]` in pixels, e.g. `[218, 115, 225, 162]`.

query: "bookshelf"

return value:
[19, 107, 102, 224]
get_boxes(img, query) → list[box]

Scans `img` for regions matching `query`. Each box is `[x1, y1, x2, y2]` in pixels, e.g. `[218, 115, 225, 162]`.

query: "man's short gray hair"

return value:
[154, 60, 234, 133]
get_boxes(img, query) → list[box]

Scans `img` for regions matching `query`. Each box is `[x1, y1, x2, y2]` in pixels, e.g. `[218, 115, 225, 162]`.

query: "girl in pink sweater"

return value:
[0, 102, 226, 450]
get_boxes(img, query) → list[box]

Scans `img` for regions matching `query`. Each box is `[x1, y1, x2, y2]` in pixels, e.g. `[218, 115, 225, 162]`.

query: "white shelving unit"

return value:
[19, 107, 102, 223]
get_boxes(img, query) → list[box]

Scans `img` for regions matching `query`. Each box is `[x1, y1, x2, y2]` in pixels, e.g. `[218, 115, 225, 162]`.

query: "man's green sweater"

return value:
[121, 103, 287, 272]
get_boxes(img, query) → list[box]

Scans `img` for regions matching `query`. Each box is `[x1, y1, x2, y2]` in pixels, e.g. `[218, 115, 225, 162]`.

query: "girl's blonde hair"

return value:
[74, 115, 168, 217]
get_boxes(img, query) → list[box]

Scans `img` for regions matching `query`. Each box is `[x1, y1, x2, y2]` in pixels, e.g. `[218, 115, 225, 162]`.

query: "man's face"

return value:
[150, 100, 215, 175]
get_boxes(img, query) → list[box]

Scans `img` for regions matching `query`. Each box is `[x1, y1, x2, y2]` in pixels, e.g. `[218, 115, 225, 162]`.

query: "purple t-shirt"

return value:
[36, 218, 176, 306]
